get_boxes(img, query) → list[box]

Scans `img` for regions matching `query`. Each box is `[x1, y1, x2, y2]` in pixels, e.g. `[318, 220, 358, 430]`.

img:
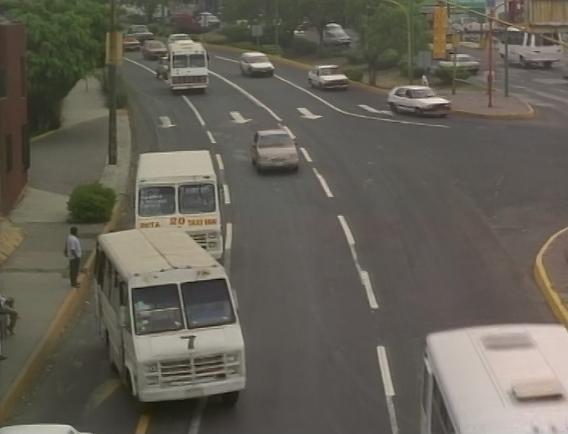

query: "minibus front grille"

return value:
[189, 233, 207, 249]
[158, 354, 229, 385]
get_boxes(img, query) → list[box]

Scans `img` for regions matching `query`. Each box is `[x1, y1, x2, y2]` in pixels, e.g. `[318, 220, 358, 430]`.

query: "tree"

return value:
[0, 0, 106, 133]
[303, 0, 348, 47]
[134, 0, 167, 23]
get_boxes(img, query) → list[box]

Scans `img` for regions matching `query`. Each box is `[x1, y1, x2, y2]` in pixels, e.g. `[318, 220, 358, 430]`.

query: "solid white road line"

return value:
[215, 55, 239, 64]
[124, 57, 155, 74]
[274, 74, 448, 128]
[299, 147, 313, 163]
[159, 116, 176, 128]
[278, 124, 296, 140]
[207, 130, 217, 144]
[377, 346, 399, 434]
[312, 168, 334, 198]
[215, 153, 225, 171]
[297, 107, 323, 119]
[358, 104, 393, 116]
[337, 215, 379, 309]
[230, 111, 252, 124]
[224, 222, 233, 251]
[187, 398, 207, 434]
[223, 184, 231, 205]
[182, 96, 207, 127]
[208, 70, 283, 122]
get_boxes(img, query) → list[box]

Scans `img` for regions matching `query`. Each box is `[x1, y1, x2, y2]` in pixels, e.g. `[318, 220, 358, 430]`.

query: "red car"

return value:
[122, 35, 141, 51]
[142, 40, 168, 60]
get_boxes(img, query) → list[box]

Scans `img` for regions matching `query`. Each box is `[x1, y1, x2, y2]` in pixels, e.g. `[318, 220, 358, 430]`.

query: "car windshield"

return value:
[320, 67, 340, 76]
[258, 133, 294, 148]
[173, 54, 189, 68]
[132, 284, 184, 335]
[181, 279, 235, 328]
[411, 88, 437, 98]
[250, 55, 269, 63]
[131, 25, 148, 33]
[138, 186, 175, 216]
[172, 34, 190, 41]
[147, 41, 164, 49]
[178, 183, 216, 213]
[189, 54, 206, 67]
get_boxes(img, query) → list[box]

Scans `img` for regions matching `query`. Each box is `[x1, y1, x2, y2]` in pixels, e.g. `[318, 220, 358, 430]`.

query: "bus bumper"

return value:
[137, 377, 245, 402]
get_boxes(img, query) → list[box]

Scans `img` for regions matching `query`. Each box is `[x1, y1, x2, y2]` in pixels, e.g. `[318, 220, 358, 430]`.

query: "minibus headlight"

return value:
[226, 353, 239, 364]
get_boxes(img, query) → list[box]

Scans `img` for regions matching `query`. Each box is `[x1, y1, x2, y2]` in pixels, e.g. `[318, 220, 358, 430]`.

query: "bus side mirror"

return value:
[232, 288, 239, 310]
[119, 306, 129, 328]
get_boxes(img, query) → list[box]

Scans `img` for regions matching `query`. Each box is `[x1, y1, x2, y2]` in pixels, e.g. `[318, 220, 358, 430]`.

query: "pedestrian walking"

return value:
[64, 226, 82, 288]
[0, 272, 19, 361]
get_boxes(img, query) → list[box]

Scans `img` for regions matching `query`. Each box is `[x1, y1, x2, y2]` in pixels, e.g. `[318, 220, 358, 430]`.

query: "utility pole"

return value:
[107, 0, 118, 165]
[451, 33, 458, 95]
[503, 0, 509, 96]
[487, 6, 494, 107]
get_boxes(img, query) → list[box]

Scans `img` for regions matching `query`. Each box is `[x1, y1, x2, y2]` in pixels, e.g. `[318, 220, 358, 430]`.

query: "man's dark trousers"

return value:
[70, 257, 80, 287]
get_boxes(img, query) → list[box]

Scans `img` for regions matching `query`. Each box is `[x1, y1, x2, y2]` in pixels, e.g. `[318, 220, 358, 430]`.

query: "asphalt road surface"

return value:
[7, 47, 568, 434]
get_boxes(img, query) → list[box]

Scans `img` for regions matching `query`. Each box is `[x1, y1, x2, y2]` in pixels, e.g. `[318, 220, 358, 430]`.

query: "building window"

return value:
[0, 69, 5, 98]
[5, 134, 13, 172]
[21, 124, 30, 169]
[20, 57, 26, 97]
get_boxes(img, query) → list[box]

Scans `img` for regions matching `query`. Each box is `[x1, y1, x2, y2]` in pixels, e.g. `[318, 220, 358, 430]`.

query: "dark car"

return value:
[142, 40, 168, 60]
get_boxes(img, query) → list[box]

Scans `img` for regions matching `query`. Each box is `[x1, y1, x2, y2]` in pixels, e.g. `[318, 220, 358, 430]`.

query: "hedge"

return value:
[68, 183, 116, 223]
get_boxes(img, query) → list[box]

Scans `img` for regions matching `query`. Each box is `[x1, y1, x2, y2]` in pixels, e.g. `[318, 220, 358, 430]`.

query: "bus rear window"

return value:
[181, 279, 235, 328]
[138, 186, 175, 217]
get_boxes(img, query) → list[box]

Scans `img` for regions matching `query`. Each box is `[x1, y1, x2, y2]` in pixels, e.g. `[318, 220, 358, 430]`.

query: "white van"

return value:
[421, 324, 568, 433]
[166, 40, 208, 92]
[95, 228, 245, 404]
[499, 27, 563, 68]
[135, 150, 223, 259]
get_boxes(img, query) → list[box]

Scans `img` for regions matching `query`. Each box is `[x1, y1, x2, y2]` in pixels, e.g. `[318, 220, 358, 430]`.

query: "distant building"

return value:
[0, 15, 29, 215]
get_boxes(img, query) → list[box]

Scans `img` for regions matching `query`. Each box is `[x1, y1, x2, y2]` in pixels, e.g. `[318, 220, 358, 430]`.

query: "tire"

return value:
[106, 333, 118, 373]
[520, 56, 528, 69]
[388, 102, 398, 113]
[415, 107, 423, 116]
[291, 165, 299, 173]
[222, 391, 240, 406]
[308, 78, 314, 88]
[543, 61, 552, 69]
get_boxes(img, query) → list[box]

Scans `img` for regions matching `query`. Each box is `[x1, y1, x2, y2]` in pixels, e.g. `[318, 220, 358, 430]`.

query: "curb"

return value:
[205, 42, 535, 120]
[534, 227, 568, 327]
[0, 198, 124, 423]
[0, 221, 24, 266]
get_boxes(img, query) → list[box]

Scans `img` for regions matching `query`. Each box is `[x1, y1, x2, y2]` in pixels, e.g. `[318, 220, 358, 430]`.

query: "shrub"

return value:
[344, 68, 364, 82]
[398, 61, 426, 79]
[220, 24, 250, 42]
[202, 32, 228, 44]
[68, 183, 116, 223]
[376, 49, 400, 70]
[434, 66, 471, 84]
[286, 37, 318, 56]
[345, 49, 366, 65]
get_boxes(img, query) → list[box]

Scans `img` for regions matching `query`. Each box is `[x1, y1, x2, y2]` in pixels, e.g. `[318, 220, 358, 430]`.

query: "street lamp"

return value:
[382, 0, 413, 83]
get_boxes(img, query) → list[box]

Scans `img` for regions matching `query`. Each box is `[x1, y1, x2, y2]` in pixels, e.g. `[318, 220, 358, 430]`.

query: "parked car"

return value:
[125, 24, 154, 42]
[167, 33, 192, 45]
[142, 40, 168, 60]
[251, 129, 299, 172]
[155, 56, 169, 79]
[322, 23, 351, 47]
[308, 65, 349, 89]
[0, 425, 91, 434]
[122, 35, 141, 51]
[239, 52, 275, 77]
[438, 54, 481, 74]
[387, 85, 451, 117]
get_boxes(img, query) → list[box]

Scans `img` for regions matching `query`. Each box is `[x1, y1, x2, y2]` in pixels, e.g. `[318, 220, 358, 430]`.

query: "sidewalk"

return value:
[0, 75, 132, 421]
[535, 228, 568, 326]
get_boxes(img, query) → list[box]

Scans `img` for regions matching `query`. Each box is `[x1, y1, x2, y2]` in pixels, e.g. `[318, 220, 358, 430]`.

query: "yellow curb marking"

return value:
[85, 378, 121, 411]
[135, 413, 151, 434]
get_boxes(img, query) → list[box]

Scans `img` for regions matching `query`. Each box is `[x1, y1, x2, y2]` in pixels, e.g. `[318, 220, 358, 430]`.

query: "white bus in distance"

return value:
[421, 324, 568, 434]
[135, 150, 223, 259]
[166, 40, 208, 92]
[498, 27, 563, 68]
[94, 228, 245, 404]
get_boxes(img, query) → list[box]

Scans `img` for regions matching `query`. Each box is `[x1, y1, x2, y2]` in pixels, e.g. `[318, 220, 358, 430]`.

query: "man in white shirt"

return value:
[64, 226, 82, 288]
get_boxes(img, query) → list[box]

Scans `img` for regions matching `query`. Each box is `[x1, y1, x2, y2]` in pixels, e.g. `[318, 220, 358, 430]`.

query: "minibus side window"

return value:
[96, 248, 106, 287]
[103, 259, 112, 299]
[110, 271, 121, 310]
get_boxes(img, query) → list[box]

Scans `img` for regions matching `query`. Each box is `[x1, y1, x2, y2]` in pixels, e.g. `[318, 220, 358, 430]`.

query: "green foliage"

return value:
[68, 183, 116, 223]
[231, 42, 284, 55]
[398, 60, 426, 78]
[376, 48, 400, 70]
[343, 68, 364, 81]
[221, 24, 251, 42]
[202, 32, 229, 44]
[434, 66, 471, 84]
[345, 50, 366, 65]
[1, 0, 107, 133]
[286, 37, 318, 56]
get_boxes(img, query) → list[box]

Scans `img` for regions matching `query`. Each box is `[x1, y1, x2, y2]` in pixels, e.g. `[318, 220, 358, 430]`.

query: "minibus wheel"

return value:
[222, 391, 239, 406]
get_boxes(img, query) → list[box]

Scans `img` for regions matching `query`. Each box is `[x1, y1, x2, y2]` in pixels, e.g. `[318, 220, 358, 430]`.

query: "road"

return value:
[7, 46, 568, 434]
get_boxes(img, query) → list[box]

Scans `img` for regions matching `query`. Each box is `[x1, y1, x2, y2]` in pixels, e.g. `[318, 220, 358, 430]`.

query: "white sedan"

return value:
[239, 52, 275, 77]
[387, 86, 451, 117]
[308, 65, 349, 90]
[0, 425, 91, 434]
[438, 54, 481, 74]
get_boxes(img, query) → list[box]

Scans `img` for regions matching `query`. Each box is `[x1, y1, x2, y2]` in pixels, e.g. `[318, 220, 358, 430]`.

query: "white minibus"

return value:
[94, 228, 245, 404]
[499, 27, 563, 68]
[421, 324, 568, 434]
[135, 150, 223, 259]
[166, 40, 208, 92]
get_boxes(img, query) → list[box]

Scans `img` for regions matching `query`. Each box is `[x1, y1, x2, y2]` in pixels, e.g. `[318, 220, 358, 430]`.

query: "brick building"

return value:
[0, 15, 29, 215]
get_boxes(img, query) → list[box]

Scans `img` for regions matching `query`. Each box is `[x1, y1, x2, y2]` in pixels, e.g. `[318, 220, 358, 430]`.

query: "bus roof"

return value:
[98, 228, 219, 280]
[427, 324, 568, 434]
[168, 40, 205, 53]
[136, 150, 216, 183]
